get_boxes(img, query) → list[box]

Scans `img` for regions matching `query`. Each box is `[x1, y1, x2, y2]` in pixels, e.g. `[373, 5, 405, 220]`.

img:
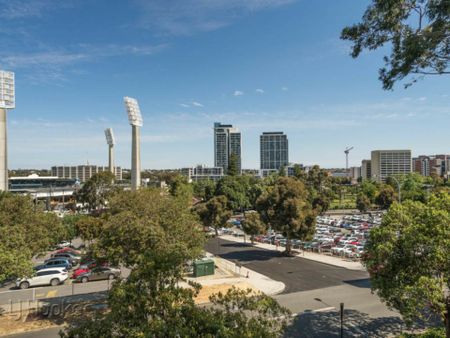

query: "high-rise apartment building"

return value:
[260, 132, 289, 177]
[51, 165, 122, 182]
[361, 160, 371, 181]
[371, 150, 412, 182]
[214, 122, 241, 174]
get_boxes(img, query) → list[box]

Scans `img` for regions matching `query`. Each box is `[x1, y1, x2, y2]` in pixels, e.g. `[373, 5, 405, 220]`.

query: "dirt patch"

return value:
[0, 313, 62, 336]
[194, 282, 255, 304]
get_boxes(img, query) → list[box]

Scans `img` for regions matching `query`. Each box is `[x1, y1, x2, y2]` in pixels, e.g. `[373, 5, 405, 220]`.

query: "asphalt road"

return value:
[205, 238, 369, 294]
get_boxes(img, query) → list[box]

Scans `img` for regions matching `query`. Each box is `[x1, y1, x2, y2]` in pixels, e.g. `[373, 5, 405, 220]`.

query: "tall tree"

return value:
[196, 195, 232, 236]
[375, 185, 396, 209]
[256, 177, 317, 255]
[76, 171, 116, 211]
[341, 0, 450, 90]
[215, 176, 251, 211]
[0, 193, 66, 281]
[192, 179, 217, 202]
[364, 194, 450, 337]
[168, 174, 194, 206]
[241, 211, 267, 243]
[227, 153, 240, 176]
[356, 193, 371, 212]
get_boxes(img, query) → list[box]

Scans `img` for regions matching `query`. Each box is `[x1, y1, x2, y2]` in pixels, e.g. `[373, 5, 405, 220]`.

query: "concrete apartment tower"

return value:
[260, 132, 289, 177]
[124, 97, 143, 191]
[0, 71, 15, 191]
[214, 122, 241, 174]
[104, 128, 115, 175]
[371, 150, 412, 182]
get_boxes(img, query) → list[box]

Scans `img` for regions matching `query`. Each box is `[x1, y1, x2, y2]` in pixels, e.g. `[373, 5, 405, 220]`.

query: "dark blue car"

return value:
[37, 258, 72, 270]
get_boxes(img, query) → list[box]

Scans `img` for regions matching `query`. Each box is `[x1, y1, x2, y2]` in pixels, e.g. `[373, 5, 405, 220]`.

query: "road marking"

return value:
[46, 290, 58, 298]
[312, 306, 336, 313]
[35, 293, 45, 298]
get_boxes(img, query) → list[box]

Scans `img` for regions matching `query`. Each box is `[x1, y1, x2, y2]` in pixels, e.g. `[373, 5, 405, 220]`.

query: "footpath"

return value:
[219, 234, 366, 271]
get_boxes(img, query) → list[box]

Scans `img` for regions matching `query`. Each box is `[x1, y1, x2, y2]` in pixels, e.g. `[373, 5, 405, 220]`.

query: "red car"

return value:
[72, 267, 90, 279]
[55, 247, 81, 255]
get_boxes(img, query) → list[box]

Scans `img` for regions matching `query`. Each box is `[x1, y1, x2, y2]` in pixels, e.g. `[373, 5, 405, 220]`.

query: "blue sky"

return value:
[1, 0, 449, 170]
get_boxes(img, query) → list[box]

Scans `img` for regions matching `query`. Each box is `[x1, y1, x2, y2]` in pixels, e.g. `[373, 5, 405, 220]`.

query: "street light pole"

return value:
[0, 70, 15, 192]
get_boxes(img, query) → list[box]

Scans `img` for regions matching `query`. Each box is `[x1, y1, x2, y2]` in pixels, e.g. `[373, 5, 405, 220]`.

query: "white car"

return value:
[57, 241, 71, 249]
[16, 267, 68, 289]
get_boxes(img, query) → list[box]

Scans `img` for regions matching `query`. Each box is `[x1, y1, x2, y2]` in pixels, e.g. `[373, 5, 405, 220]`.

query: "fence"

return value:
[0, 279, 113, 315]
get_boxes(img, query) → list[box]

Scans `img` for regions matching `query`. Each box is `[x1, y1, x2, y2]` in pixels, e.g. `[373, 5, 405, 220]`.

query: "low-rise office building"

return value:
[181, 165, 224, 182]
[51, 165, 122, 182]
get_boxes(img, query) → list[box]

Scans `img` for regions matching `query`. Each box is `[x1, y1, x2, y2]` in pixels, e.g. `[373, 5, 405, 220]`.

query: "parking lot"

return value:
[205, 238, 369, 294]
[220, 213, 384, 262]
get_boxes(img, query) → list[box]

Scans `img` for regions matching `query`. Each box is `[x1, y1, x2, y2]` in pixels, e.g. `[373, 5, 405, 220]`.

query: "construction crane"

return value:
[344, 146, 354, 176]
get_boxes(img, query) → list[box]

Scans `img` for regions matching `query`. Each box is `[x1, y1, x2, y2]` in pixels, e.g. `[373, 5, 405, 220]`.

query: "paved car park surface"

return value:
[205, 238, 369, 294]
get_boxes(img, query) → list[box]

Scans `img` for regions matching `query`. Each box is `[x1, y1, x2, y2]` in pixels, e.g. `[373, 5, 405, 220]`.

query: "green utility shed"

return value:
[193, 259, 215, 277]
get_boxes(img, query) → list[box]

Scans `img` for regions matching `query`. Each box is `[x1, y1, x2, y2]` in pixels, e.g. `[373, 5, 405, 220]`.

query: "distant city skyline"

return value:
[1, 0, 448, 169]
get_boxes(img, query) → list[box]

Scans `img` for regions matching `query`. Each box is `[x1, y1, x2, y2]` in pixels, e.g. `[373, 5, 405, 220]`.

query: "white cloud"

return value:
[255, 88, 264, 94]
[233, 90, 244, 96]
[0, 43, 168, 84]
[134, 0, 297, 35]
[418, 97, 427, 101]
[281, 86, 288, 91]
[192, 101, 204, 107]
[179, 103, 190, 108]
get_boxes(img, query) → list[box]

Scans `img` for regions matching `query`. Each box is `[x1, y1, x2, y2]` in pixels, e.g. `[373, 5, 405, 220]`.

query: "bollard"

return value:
[340, 302, 344, 338]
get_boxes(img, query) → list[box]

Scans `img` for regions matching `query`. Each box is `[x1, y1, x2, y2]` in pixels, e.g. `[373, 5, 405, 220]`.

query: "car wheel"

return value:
[50, 278, 60, 286]
[19, 281, 29, 289]
[108, 274, 115, 280]
[81, 276, 88, 283]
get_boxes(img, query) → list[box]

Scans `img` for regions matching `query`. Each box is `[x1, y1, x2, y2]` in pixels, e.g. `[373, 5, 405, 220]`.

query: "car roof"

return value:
[46, 257, 70, 262]
[37, 267, 66, 272]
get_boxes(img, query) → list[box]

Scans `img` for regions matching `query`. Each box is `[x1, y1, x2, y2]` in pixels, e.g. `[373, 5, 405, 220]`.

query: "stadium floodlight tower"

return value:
[0, 70, 15, 192]
[104, 128, 116, 176]
[124, 96, 143, 191]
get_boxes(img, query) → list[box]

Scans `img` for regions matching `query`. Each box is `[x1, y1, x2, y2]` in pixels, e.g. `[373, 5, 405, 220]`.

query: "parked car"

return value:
[36, 258, 72, 270]
[16, 267, 68, 289]
[51, 252, 81, 265]
[72, 267, 90, 279]
[55, 247, 81, 255]
[75, 267, 121, 283]
[56, 241, 71, 249]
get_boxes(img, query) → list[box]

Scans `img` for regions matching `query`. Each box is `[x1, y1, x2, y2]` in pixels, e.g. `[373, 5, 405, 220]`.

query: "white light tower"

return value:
[104, 128, 116, 176]
[124, 97, 143, 191]
[0, 70, 15, 191]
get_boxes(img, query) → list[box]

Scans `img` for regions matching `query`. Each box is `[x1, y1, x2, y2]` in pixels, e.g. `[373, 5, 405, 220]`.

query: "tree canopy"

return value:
[256, 177, 317, 254]
[241, 211, 267, 243]
[227, 153, 240, 176]
[341, 0, 450, 89]
[76, 171, 116, 211]
[196, 195, 232, 235]
[0, 193, 66, 281]
[364, 193, 450, 336]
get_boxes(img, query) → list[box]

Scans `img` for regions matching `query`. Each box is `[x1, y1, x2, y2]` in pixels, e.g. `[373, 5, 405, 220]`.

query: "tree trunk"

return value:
[285, 234, 291, 255]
